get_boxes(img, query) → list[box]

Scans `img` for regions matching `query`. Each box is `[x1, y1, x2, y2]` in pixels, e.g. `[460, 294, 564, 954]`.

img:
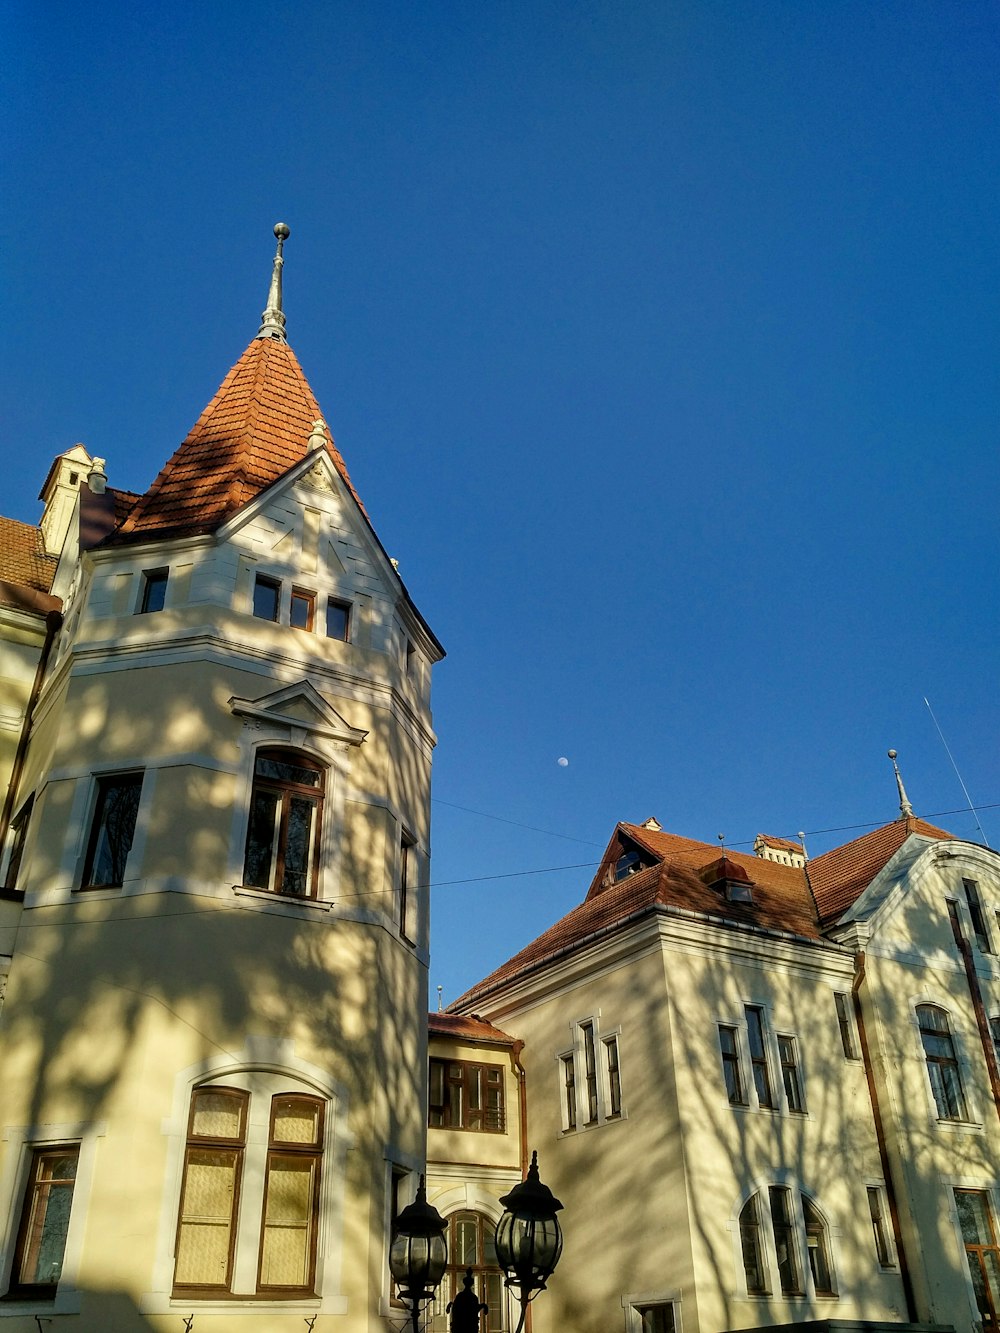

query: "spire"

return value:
[257, 222, 291, 342]
[888, 749, 915, 818]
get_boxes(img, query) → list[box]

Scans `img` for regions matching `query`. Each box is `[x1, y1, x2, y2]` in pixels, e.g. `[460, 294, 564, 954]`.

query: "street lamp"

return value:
[495, 1151, 564, 1333]
[389, 1175, 448, 1333]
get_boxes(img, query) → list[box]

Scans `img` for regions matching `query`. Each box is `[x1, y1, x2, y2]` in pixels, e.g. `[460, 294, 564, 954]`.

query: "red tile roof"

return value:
[451, 815, 960, 1011]
[428, 1013, 516, 1045]
[111, 336, 365, 543]
[808, 815, 954, 921]
[0, 518, 60, 614]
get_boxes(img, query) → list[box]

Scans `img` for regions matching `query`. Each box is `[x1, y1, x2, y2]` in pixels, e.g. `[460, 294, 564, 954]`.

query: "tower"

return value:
[0, 226, 443, 1328]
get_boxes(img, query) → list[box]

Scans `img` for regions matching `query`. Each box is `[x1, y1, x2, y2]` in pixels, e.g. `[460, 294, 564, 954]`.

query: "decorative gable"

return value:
[229, 681, 367, 747]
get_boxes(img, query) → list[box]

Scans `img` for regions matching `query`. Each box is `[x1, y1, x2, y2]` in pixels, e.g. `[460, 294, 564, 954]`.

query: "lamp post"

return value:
[389, 1175, 448, 1333]
[495, 1151, 564, 1333]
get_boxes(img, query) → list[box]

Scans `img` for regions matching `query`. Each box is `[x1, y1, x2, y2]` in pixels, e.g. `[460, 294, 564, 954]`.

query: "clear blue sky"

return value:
[4, 1, 998, 1006]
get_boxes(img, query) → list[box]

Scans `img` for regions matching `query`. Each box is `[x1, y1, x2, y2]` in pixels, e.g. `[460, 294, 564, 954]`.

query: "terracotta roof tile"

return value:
[0, 518, 60, 613]
[428, 1013, 516, 1045]
[808, 815, 954, 921]
[111, 337, 365, 543]
[451, 815, 961, 1012]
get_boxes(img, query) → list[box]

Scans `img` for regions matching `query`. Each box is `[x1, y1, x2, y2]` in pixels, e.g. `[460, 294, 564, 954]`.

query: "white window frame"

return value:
[730, 1180, 838, 1302]
[716, 1002, 805, 1116]
[0, 1120, 106, 1315]
[144, 1041, 350, 1316]
[556, 1014, 625, 1132]
[863, 1180, 897, 1270]
[910, 995, 982, 1129]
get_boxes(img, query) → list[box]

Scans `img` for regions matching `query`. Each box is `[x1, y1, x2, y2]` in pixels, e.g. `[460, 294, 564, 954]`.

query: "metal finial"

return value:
[436, 985, 443, 1013]
[257, 222, 291, 342]
[888, 749, 914, 818]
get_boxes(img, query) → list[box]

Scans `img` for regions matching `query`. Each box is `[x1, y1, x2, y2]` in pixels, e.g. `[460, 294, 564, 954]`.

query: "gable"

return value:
[229, 680, 368, 747]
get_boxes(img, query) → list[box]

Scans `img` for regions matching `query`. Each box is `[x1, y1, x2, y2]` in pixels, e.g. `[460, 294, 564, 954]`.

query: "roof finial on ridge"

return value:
[257, 222, 291, 342]
[888, 749, 915, 819]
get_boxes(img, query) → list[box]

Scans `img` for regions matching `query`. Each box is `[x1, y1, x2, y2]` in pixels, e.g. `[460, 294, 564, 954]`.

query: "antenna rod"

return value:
[924, 697, 991, 848]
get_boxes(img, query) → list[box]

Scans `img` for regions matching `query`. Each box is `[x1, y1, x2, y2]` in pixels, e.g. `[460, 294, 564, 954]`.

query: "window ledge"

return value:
[933, 1116, 984, 1134]
[233, 885, 333, 914]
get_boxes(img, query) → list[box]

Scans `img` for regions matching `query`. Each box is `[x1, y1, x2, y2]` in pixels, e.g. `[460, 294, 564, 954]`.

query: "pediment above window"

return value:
[229, 681, 368, 747]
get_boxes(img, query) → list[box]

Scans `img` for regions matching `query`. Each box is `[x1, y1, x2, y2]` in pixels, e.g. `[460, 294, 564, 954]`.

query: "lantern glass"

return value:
[389, 1229, 447, 1297]
[495, 1212, 563, 1291]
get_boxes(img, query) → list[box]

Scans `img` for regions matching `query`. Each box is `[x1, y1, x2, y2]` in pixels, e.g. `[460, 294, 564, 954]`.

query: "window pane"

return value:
[273, 1096, 321, 1145]
[255, 756, 321, 787]
[175, 1149, 239, 1287]
[290, 590, 314, 630]
[84, 774, 142, 887]
[746, 1006, 774, 1107]
[327, 599, 350, 641]
[191, 1090, 245, 1141]
[456, 1216, 479, 1266]
[280, 796, 316, 896]
[740, 1195, 768, 1293]
[638, 1306, 675, 1333]
[253, 577, 280, 621]
[244, 789, 279, 889]
[769, 1186, 800, 1293]
[17, 1150, 78, 1287]
[835, 992, 856, 1058]
[259, 1156, 316, 1288]
[803, 1196, 834, 1294]
[139, 569, 168, 613]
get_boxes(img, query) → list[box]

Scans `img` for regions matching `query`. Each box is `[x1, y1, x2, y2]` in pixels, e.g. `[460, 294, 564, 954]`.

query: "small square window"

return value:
[326, 599, 350, 641]
[253, 575, 281, 622]
[138, 568, 168, 613]
[290, 588, 315, 631]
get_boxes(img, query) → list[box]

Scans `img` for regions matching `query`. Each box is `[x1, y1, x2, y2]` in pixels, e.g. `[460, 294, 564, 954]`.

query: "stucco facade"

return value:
[449, 819, 1000, 1333]
[0, 235, 443, 1330]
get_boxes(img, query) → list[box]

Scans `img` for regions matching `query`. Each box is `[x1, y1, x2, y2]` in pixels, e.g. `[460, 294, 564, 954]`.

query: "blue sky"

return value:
[4, 1, 998, 1006]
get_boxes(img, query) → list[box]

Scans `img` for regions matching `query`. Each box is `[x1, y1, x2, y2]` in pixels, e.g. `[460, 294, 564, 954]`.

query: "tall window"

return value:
[399, 830, 416, 942]
[243, 750, 324, 898]
[560, 1019, 623, 1128]
[174, 1085, 324, 1297]
[561, 1055, 576, 1131]
[428, 1059, 505, 1132]
[581, 1022, 599, 1124]
[740, 1189, 835, 1300]
[965, 880, 993, 953]
[441, 1212, 507, 1332]
[956, 1189, 1000, 1329]
[803, 1196, 834, 1294]
[719, 1025, 747, 1105]
[740, 1195, 768, 1294]
[138, 568, 168, 613]
[3, 794, 33, 892]
[917, 1004, 967, 1120]
[604, 1035, 622, 1117]
[81, 772, 143, 888]
[778, 1035, 805, 1113]
[9, 1146, 79, 1296]
[745, 1006, 774, 1108]
[769, 1187, 801, 1294]
[834, 992, 857, 1059]
[867, 1185, 894, 1268]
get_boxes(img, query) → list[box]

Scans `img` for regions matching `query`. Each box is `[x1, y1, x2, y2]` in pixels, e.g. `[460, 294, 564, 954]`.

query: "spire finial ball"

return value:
[274, 222, 290, 241]
[888, 749, 897, 760]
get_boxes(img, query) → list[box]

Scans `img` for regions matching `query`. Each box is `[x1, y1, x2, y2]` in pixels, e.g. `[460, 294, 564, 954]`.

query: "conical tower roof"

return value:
[113, 224, 365, 545]
[114, 336, 364, 543]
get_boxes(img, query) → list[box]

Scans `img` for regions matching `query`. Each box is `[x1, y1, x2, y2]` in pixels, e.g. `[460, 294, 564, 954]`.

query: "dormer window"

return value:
[700, 855, 755, 904]
[615, 851, 643, 882]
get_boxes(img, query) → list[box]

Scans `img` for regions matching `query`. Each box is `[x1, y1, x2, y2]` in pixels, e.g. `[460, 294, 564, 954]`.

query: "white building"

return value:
[446, 801, 1000, 1333]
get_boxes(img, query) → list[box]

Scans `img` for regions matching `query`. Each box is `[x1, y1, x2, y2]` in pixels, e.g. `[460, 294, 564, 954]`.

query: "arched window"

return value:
[917, 1004, 967, 1120]
[738, 1188, 836, 1299]
[442, 1211, 507, 1332]
[243, 750, 324, 898]
[173, 1084, 324, 1297]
